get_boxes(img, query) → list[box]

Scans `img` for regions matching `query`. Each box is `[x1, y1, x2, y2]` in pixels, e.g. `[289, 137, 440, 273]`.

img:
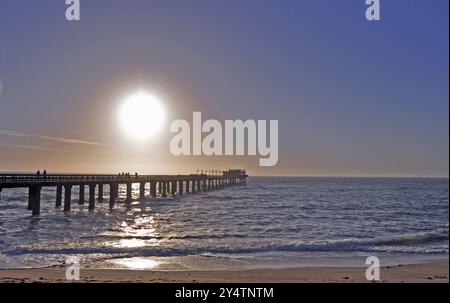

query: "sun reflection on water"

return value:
[108, 215, 162, 248]
[111, 257, 161, 270]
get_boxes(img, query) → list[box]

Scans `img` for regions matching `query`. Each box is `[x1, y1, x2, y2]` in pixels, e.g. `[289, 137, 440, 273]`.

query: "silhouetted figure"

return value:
[135, 172, 138, 178]
[36, 170, 41, 179]
[43, 170, 47, 179]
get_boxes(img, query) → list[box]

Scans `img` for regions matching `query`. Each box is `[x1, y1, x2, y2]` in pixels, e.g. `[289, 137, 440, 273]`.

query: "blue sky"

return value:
[0, 0, 448, 176]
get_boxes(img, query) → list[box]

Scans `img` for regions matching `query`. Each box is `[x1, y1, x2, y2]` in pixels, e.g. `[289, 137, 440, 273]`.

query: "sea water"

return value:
[0, 177, 448, 270]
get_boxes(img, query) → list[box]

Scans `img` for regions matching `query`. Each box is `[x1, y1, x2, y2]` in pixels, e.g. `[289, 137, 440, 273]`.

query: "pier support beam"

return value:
[139, 182, 145, 199]
[30, 186, 41, 216]
[64, 185, 72, 212]
[162, 182, 167, 197]
[89, 184, 95, 210]
[126, 183, 132, 203]
[113, 183, 119, 200]
[55, 185, 62, 208]
[28, 187, 33, 210]
[179, 180, 183, 195]
[98, 184, 103, 202]
[109, 184, 116, 209]
[186, 181, 190, 193]
[150, 181, 156, 197]
[79, 184, 85, 205]
[171, 181, 176, 196]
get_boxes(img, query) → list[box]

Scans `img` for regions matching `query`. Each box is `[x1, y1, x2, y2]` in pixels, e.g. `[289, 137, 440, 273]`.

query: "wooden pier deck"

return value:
[0, 169, 248, 215]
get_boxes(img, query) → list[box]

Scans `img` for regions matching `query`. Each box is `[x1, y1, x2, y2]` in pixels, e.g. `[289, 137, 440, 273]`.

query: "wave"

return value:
[373, 233, 448, 246]
[81, 233, 248, 241]
[5, 232, 448, 257]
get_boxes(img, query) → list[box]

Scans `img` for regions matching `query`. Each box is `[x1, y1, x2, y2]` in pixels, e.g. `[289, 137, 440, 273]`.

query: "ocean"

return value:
[0, 177, 448, 270]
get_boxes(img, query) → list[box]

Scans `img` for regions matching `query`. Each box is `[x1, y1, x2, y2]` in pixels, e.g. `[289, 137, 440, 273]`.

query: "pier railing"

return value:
[0, 174, 208, 184]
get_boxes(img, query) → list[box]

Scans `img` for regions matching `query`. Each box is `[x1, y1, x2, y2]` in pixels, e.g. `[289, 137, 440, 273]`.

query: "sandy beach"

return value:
[0, 261, 447, 283]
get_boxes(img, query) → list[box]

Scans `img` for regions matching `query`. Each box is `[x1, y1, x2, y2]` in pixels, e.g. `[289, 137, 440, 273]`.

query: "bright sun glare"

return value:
[118, 92, 166, 141]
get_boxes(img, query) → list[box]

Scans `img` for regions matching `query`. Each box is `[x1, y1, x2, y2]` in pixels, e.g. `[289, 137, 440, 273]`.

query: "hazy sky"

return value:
[0, 0, 448, 177]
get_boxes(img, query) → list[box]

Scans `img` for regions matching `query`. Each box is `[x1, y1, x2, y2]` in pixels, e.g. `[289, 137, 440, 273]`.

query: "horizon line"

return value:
[0, 170, 448, 179]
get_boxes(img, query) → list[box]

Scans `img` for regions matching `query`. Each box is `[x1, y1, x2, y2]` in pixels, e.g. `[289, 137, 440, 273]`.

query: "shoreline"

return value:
[0, 261, 447, 283]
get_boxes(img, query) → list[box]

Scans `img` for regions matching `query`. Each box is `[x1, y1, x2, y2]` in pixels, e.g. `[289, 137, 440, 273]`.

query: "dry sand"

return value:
[0, 261, 448, 283]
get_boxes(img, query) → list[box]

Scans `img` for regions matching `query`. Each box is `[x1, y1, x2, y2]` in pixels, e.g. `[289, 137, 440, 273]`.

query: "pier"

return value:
[0, 169, 248, 215]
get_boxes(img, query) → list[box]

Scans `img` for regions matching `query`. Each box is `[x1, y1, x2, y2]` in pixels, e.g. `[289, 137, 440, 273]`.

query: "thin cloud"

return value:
[0, 130, 104, 146]
[0, 130, 27, 136]
[36, 135, 103, 146]
[5, 144, 66, 152]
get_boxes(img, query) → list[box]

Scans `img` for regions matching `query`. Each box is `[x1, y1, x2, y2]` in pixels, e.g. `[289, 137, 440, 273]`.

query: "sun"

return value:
[118, 92, 166, 141]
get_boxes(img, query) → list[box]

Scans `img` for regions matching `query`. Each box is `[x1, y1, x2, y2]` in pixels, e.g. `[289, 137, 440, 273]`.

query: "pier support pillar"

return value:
[31, 186, 41, 216]
[55, 185, 62, 208]
[150, 181, 156, 197]
[28, 187, 33, 210]
[179, 180, 183, 195]
[109, 184, 116, 209]
[171, 181, 176, 196]
[89, 184, 95, 210]
[98, 184, 103, 202]
[79, 184, 85, 205]
[64, 185, 72, 212]
[186, 181, 190, 193]
[126, 183, 132, 203]
[162, 182, 167, 197]
[139, 182, 146, 199]
[114, 183, 119, 200]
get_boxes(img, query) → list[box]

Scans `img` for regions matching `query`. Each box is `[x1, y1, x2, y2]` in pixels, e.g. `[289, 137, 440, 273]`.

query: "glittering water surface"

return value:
[0, 177, 448, 269]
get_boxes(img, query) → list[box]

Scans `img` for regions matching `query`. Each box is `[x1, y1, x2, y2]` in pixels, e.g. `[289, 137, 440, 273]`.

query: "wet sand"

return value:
[0, 261, 447, 283]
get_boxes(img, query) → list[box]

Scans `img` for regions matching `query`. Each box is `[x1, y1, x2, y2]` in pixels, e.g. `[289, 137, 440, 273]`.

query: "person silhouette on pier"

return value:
[36, 170, 41, 179]
[43, 170, 47, 179]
